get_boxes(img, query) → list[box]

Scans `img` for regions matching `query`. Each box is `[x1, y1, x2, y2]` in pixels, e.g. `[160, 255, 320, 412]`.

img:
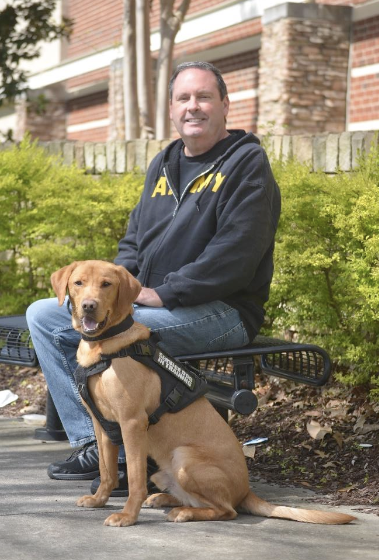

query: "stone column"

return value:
[14, 86, 67, 141]
[258, 2, 352, 135]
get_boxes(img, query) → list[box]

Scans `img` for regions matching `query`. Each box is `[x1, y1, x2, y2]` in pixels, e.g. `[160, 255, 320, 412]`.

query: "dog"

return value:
[51, 260, 356, 527]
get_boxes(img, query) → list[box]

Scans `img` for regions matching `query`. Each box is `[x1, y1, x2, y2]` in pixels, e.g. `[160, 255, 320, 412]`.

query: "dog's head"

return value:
[51, 260, 141, 336]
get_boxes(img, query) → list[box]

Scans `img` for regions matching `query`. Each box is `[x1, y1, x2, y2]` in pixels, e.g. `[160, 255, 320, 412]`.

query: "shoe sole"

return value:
[48, 470, 100, 481]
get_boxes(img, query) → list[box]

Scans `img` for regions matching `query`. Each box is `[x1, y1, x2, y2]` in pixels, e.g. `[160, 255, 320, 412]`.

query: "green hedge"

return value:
[1, 136, 378, 395]
[0, 137, 143, 313]
[266, 142, 379, 395]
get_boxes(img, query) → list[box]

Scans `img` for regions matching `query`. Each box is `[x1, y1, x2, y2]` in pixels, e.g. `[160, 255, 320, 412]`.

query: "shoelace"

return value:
[66, 442, 97, 461]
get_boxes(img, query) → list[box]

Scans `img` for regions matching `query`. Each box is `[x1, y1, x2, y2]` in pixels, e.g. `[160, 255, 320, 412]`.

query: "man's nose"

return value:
[187, 96, 200, 111]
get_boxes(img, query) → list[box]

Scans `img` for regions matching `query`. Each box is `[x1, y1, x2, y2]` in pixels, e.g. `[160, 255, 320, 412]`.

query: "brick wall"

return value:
[350, 75, 379, 124]
[150, 0, 226, 30]
[66, 0, 230, 61]
[349, 14, 379, 127]
[18, 0, 379, 142]
[14, 95, 67, 142]
[66, 0, 123, 60]
[213, 51, 259, 132]
[66, 68, 110, 92]
[172, 18, 261, 59]
[67, 91, 109, 142]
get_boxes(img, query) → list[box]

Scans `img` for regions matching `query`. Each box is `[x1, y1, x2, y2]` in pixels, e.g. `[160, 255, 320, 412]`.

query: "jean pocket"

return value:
[207, 321, 249, 352]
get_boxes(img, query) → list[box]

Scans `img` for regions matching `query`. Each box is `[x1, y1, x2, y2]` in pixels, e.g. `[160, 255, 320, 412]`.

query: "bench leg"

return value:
[34, 391, 68, 441]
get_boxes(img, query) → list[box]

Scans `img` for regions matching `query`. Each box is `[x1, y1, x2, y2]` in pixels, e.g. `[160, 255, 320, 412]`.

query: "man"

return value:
[26, 61, 281, 497]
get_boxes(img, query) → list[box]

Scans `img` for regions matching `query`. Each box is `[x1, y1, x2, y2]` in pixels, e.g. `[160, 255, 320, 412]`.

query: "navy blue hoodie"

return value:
[115, 130, 281, 341]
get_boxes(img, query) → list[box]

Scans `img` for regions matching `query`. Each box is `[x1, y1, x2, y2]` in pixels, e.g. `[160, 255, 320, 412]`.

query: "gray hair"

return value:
[169, 61, 228, 101]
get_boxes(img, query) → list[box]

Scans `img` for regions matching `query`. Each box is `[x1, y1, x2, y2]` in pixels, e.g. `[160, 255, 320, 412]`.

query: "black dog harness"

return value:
[74, 328, 207, 446]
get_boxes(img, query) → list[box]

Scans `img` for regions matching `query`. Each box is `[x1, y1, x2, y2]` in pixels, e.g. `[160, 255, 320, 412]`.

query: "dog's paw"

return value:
[104, 513, 136, 527]
[144, 492, 182, 509]
[166, 507, 193, 523]
[76, 495, 106, 508]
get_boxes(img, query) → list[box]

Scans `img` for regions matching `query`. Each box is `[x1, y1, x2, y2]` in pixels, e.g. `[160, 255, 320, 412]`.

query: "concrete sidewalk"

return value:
[0, 417, 378, 560]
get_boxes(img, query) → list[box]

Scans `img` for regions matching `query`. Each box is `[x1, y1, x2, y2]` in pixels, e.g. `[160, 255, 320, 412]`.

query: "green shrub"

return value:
[266, 144, 379, 393]
[0, 136, 143, 314]
[1, 136, 378, 395]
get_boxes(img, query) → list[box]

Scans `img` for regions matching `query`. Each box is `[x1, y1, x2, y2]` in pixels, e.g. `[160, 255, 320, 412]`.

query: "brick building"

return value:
[1, 0, 379, 141]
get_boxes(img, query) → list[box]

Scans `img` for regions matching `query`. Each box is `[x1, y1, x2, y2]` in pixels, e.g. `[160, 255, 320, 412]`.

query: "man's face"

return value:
[169, 68, 229, 152]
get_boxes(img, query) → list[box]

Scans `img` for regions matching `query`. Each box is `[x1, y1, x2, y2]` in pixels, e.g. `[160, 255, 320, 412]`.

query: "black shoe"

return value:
[90, 458, 160, 497]
[47, 441, 100, 480]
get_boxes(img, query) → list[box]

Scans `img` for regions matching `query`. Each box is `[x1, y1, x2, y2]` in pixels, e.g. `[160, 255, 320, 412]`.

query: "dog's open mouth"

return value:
[81, 313, 109, 334]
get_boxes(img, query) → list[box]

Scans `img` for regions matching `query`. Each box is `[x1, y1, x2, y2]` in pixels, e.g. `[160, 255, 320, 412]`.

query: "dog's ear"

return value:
[116, 265, 141, 317]
[51, 262, 81, 305]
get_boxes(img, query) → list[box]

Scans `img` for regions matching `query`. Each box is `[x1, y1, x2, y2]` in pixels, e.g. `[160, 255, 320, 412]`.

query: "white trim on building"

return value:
[351, 63, 379, 78]
[67, 119, 110, 133]
[28, 0, 263, 92]
[348, 119, 379, 131]
[228, 88, 258, 102]
[353, 0, 379, 22]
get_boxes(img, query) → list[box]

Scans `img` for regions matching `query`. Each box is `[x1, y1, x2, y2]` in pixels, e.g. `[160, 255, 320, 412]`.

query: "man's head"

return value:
[169, 61, 230, 157]
[169, 62, 228, 102]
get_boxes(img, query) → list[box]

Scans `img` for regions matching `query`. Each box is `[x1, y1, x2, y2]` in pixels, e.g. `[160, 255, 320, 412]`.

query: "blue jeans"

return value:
[26, 297, 249, 448]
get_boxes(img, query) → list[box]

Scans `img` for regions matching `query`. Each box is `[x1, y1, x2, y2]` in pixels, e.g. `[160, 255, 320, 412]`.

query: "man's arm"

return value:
[114, 201, 141, 277]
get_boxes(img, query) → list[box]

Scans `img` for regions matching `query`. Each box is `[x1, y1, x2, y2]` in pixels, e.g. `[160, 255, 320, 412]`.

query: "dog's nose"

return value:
[81, 299, 97, 312]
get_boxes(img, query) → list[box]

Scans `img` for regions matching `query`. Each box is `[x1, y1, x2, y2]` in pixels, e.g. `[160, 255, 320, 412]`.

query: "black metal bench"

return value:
[0, 314, 332, 441]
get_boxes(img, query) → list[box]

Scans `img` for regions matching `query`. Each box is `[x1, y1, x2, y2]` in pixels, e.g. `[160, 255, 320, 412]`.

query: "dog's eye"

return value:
[74, 280, 82, 286]
[102, 281, 111, 287]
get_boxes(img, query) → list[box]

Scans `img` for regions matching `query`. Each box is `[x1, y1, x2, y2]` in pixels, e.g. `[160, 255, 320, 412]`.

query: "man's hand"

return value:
[135, 287, 164, 307]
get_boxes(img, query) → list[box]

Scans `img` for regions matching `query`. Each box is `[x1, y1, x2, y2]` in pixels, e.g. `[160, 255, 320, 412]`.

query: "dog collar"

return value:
[81, 314, 135, 342]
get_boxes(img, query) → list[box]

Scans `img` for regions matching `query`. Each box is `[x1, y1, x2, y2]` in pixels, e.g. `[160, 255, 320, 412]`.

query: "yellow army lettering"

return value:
[151, 173, 226, 197]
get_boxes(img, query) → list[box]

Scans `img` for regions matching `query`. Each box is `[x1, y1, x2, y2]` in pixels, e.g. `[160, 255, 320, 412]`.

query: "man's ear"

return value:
[223, 95, 230, 118]
[51, 262, 81, 305]
[116, 265, 141, 318]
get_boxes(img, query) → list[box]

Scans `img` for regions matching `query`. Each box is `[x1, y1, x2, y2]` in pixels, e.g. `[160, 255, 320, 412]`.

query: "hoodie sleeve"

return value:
[113, 201, 141, 277]
[114, 149, 165, 276]
[154, 149, 281, 309]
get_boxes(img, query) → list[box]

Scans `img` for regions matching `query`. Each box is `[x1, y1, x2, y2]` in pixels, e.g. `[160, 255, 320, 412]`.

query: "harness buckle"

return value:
[165, 387, 184, 409]
[133, 341, 152, 356]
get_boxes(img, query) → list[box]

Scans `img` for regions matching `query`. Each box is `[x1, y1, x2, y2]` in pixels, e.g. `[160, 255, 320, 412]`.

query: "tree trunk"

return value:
[123, 0, 140, 139]
[136, 0, 155, 138]
[155, 0, 190, 139]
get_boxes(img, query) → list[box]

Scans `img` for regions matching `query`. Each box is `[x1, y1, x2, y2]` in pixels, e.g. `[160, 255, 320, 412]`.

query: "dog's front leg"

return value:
[77, 419, 119, 509]
[104, 418, 148, 527]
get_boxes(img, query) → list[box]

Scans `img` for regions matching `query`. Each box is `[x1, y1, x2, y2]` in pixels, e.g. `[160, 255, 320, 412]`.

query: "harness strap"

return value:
[148, 383, 186, 425]
[75, 332, 207, 442]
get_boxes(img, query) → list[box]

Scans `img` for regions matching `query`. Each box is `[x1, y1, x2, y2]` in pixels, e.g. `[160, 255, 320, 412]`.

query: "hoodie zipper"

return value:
[165, 164, 216, 217]
[141, 163, 216, 286]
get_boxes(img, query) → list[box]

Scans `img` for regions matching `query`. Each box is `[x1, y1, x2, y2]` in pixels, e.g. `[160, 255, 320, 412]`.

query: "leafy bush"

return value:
[265, 143, 379, 393]
[1, 136, 378, 395]
[0, 136, 143, 314]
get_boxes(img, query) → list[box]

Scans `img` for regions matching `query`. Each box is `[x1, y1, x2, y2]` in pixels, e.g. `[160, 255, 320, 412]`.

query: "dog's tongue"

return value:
[83, 317, 97, 332]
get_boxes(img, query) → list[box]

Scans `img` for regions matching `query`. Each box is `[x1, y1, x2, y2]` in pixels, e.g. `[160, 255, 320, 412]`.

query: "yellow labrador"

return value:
[51, 260, 356, 527]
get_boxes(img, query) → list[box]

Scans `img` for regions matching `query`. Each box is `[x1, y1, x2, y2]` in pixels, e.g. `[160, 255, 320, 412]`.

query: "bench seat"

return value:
[0, 315, 332, 440]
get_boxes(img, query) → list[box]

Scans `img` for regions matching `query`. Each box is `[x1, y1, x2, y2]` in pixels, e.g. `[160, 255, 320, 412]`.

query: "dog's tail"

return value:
[239, 491, 356, 525]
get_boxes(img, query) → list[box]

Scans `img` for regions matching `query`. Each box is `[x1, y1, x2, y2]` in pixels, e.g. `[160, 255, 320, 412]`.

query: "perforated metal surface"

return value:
[0, 316, 38, 366]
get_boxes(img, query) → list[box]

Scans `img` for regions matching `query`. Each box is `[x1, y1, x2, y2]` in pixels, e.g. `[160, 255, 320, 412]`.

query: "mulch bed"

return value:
[1, 362, 378, 515]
